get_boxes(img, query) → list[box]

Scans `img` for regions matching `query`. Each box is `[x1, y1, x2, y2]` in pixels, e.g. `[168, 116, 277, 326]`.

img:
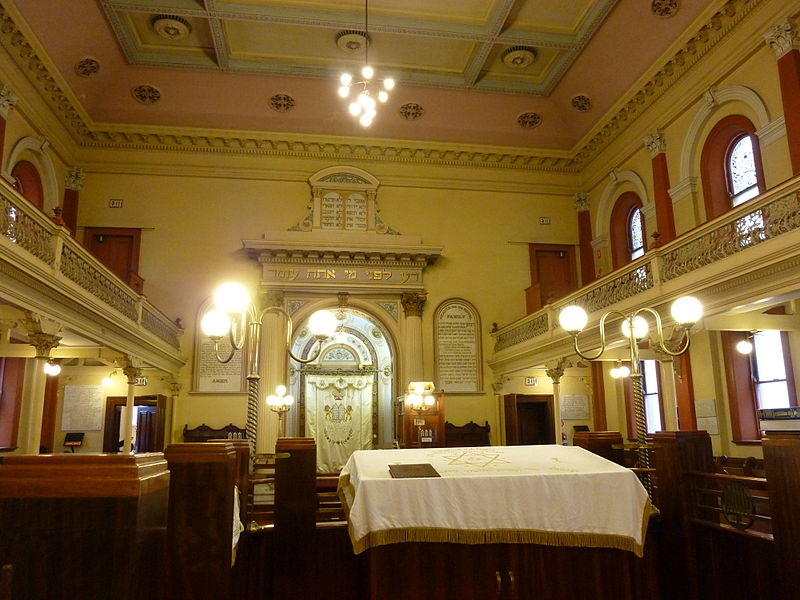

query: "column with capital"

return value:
[766, 18, 800, 175]
[644, 130, 676, 244]
[21, 313, 61, 454]
[574, 192, 595, 285]
[546, 360, 566, 445]
[121, 360, 142, 453]
[62, 167, 85, 235]
[0, 85, 18, 164]
[401, 292, 426, 387]
[261, 289, 287, 453]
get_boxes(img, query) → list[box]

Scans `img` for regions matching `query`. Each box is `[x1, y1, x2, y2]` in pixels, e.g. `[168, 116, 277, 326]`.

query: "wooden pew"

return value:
[164, 442, 241, 600]
[445, 420, 491, 447]
[651, 430, 800, 600]
[0, 453, 169, 600]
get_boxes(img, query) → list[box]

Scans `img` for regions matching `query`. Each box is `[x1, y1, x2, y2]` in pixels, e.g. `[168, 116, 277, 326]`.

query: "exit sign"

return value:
[135, 376, 148, 386]
[109, 198, 123, 208]
[525, 377, 538, 386]
[539, 217, 551, 225]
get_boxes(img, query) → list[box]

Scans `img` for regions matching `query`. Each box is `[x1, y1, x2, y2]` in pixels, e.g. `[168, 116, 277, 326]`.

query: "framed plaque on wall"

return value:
[192, 301, 246, 394]
[434, 298, 483, 394]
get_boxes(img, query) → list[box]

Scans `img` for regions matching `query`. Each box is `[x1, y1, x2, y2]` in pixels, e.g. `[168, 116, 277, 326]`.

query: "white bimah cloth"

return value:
[338, 445, 657, 556]
[305, 375, 373, 473]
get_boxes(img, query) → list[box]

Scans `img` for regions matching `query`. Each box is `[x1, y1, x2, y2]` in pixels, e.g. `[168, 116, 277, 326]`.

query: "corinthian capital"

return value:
[574, 192, 591, 213]
[401, 292, 427, 317]
[0, 85, 18, 118]
[765, 18, 799, 58]
[65, 167, 85, 191]
[644, 130, 666, 158]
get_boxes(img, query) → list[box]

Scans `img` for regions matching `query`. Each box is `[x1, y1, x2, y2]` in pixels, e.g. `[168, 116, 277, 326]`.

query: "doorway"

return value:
[102, 394, 166, 452]
[503, 394, 555, 445]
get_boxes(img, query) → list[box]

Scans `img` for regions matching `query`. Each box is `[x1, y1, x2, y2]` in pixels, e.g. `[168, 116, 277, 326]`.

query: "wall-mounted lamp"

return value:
[102, 369, 118, 387]
[43, 358, 61, 376]
[407, 381, 437, 411]
[609, 361, 630, 379]
[200, 281, 337, 453]
[736, 333, 755, 355]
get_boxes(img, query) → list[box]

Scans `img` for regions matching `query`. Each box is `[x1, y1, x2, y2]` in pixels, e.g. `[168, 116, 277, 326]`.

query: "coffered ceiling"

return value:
[4, 1, 716, 151]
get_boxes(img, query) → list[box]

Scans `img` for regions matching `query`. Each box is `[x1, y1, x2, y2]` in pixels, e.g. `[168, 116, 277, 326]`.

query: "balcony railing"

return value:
[0, 181, 182, 354]
[492, 176, 800, 358]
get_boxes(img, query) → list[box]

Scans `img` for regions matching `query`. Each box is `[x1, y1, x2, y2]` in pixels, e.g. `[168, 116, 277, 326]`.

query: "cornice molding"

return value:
[0, 0, 764, 174]
[572, 0, 763, 167]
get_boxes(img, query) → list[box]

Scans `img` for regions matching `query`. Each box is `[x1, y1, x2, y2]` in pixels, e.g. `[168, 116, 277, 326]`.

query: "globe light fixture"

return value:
[558, 296, 703, 492]
[407, 381, 437, 411]
[200, 281, 337, 456]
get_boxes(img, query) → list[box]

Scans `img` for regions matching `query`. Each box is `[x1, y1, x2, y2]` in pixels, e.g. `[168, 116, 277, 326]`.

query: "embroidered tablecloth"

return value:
[338, 445, 656, 556]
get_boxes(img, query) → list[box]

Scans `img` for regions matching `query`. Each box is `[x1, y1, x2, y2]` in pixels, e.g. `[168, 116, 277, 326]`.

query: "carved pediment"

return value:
[244, 166, 442, 292]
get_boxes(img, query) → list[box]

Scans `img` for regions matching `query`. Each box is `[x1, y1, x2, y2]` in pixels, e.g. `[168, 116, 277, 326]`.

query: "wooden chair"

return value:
[444, 420, 491, 447]
[182, 423, 246, 442]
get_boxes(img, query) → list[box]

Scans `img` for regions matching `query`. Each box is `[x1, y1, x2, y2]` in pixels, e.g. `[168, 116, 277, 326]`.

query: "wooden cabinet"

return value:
[394, 393, 445, 448]
[367, 540, 659, 600]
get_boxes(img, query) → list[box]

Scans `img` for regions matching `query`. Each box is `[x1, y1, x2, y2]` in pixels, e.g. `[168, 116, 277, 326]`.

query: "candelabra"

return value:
[201, 282, 336, 455]
[558, 296, 703, 489]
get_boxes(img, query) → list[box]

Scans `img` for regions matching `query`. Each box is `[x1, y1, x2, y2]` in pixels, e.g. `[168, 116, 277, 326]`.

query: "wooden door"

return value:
[504, 394, 555, 445]
[103, 395, 166, 452]
[134, 406, 157, 452]
[525, 244, 577, 314]
[84, 227, 143, 293]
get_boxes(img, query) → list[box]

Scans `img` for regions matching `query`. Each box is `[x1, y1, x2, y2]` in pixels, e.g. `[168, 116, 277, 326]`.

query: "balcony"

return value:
[0, 180, 184, 373]
[490, 176, 800, 375]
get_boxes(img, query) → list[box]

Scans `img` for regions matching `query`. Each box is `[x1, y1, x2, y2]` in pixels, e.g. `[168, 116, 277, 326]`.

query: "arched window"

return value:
[727, 134, 759, 207]
[10, 160, 44, 210]
[700, 115, 765, 220]
[628, 207, 644, 260]
[609, 192, 645, 269]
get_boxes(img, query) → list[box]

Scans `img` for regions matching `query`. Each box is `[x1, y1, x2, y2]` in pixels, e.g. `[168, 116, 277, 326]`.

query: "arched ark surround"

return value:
[288, 305, 396, 471]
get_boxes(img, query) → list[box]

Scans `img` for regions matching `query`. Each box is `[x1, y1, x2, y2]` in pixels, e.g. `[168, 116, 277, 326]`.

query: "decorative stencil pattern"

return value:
[75, 57, 100, 77]
[571, 95, 592, 112]
[399, 103, 424, 121]
[269, 93, 296, 112]
[131, 85, 161, 105]
[651, 0, 680, 18]
[378, 302, 398, 320]
[517, 112, 542, 129]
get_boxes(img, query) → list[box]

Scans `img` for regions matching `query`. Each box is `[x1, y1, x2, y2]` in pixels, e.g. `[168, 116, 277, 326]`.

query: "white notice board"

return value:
[61, 385, 104, 431]
[560, 394, 590, 420]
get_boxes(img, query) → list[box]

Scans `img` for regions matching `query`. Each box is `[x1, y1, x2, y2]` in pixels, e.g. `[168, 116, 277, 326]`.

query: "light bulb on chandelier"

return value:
[337, 0, 395, 126]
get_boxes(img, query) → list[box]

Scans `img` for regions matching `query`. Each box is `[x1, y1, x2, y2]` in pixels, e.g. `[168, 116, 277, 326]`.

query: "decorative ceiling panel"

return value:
[99, 0, 616, 95]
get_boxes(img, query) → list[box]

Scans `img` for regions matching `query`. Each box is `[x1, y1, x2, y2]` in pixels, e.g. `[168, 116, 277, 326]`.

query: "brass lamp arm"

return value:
[571, 310, 627, 361]
[257, 305, 327, 365]
[635, 307, 693, 357]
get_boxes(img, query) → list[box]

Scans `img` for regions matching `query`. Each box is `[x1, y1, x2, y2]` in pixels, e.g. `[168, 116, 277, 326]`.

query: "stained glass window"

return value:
[729, 135, 758, 207]
[629, 207, 644, 260]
